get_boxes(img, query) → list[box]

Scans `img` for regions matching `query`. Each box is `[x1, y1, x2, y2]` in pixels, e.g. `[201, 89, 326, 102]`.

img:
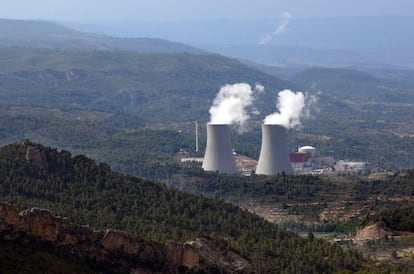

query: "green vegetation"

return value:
[0, 46, 287, 122]
[371, 205, 414, 232]
[292, 67, 414, 103]
[0, 18, 413, 273]
[0, 141, 364, 273]
[0, 238, 101, 274]
[1, 44, 414, 172]
[166, 167, 414, 236]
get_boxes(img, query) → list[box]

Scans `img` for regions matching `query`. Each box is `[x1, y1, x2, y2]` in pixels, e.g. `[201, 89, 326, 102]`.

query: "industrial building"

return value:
[181, 122, 369, 176]
[335, 160, 370, 174]
[289, 146, 369, 175]
[289, 145, 336, 172]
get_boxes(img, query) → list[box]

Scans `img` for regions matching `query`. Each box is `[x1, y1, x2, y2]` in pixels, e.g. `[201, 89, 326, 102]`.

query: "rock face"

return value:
[352, 221, 393, 245]
[188, 238, 249, 273]
[25, 145, 48, 169]
[166, 241, 200, 269]
[0, 202, 202, 272]
[0, 202, 251, 273]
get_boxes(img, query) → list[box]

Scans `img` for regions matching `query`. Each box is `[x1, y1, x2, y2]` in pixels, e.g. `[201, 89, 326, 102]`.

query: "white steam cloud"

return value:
[260, 12, 292, 45]
[264, 89, 317, 129]
[209, 83, 260, 131]
[274, 11, 292, 35]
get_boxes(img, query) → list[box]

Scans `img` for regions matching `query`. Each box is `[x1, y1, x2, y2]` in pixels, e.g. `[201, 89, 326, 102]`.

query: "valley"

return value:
[0, 18, 414, 273]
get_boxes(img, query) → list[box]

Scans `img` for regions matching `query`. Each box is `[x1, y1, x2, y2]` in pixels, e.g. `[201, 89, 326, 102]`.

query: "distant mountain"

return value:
[205, 44, 366, 68]
[0, 19, 200, 53]
[76, 16, 414, 67]
[291, 67, 414, 102]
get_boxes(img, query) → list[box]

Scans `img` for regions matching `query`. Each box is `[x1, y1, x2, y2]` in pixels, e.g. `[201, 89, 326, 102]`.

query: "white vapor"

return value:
[209, 83, 260, 131]
[259, 34, 272, 45]
[274, 12, 292, 34]
[255, 83, 265, 92]
[260, 11, 292, 45]
[264, 89, 317, 129]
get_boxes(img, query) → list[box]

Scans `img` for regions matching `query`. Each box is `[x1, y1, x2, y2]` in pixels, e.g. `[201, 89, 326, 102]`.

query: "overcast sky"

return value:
[1, 0, 414, 22]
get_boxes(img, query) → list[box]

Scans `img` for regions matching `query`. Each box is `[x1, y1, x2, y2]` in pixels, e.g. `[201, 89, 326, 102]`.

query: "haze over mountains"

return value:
[67, 16, 414, 68]
[0, 19, 200, 53]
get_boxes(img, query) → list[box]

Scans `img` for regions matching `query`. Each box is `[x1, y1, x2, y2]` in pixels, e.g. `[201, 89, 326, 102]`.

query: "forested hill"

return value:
[0, 140, 364, 273]
[291, 67, 414, 103]
[0, 18, 200, 53]
[0, 46, 291, 122]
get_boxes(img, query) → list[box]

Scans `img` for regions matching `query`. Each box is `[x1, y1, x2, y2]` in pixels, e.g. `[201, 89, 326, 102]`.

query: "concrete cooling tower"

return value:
[202, 124, 237, 173]
[255, 124, 294, 175]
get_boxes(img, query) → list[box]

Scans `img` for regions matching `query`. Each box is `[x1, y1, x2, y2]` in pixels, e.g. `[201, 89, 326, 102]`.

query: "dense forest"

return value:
[370, 205, 414, 232]
[0, 140, 364, 273]
[165, 166, 414, 233]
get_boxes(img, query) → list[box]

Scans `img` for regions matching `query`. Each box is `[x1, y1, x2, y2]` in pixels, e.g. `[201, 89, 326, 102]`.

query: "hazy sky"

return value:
[1, 0, 414, 22]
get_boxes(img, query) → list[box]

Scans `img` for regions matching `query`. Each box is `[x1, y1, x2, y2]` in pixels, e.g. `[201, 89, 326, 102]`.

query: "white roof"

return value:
[299, 146, 316, 150]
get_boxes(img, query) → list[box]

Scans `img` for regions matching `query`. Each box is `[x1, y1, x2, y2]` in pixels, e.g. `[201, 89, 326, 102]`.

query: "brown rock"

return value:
[353, 221, 390, 242]
[188, 238, 248, 273]
[18, 207, 60, 241]
[59, 223, 100, 246]
[0, 202, 219, 272]
[0, 202, 19, 225]
[166, 241, 200, 270]
[25, 146, 47, 168]
[166, 241, 184, 266]
[183, 243, 200, 269]
[102, 229, 144, 255]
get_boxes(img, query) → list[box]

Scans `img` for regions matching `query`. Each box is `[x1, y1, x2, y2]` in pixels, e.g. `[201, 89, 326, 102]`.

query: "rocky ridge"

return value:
[0, 202, 246, 273]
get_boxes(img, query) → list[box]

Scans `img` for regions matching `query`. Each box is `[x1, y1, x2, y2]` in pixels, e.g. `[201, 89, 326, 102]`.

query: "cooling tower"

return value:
[256, 124, 294, 175]
[202, 124, 237, 173]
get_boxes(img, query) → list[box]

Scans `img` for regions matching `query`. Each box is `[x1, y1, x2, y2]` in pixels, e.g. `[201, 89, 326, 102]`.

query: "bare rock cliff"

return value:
[0, 202, 248, 273]
[0, 202, 198, 272]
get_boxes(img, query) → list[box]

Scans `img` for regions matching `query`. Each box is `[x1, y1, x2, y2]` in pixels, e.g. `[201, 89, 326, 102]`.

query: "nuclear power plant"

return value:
[255, 124, 294, 175]
[182, 122, 367, 176]
[200, 123, 293, 175]
[202, 124, 237, 173]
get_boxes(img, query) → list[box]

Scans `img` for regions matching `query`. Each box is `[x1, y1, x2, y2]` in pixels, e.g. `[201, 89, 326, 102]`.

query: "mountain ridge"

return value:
[0, 201, 236, 273]
[0, 18, 201, 53]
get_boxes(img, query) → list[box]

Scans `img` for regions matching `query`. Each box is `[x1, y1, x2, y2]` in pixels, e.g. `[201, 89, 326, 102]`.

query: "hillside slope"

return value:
[292, 67, 414, 103]
[0, 46, 290, 122]
[0, 19, 200, 53]
[0, 140, 363, 273]
[0, 202, 229, 273]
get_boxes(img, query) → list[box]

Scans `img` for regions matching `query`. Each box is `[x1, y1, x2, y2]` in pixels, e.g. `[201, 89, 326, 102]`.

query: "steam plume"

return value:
[274, 12, 292, 35]
[260, 12, 292, 45]
[209, 83, 260, 131]
[264, 89, 316, 129]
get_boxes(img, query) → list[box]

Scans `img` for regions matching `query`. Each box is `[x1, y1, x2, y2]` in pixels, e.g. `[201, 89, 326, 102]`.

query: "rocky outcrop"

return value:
[352, 221, 393, 245]
[0, 202, 199, 272]
[25, 145, 48, 169]
[166, 241, 200, 269]
[0, 201, 19, 225]
[188, 238, 249, 273]
[102, 229, 145, 254]
[0, 202, 250, 273]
